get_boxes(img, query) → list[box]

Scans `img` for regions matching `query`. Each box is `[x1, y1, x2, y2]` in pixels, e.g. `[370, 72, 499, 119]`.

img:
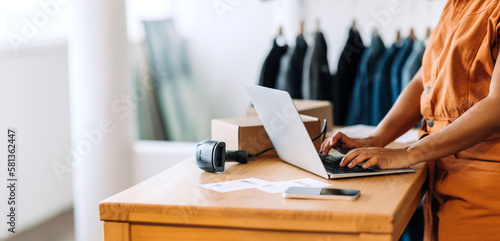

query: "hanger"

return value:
[276, 26, 286, 47]
[316, 18, 321, 32]
[425, 27, 432, 39]
[396, 30, 401, 42]
[299, 20, 305, 35]
[423, 27, 432, 45]
[409, 28, 416, 40]
[351, 19, 357, 32]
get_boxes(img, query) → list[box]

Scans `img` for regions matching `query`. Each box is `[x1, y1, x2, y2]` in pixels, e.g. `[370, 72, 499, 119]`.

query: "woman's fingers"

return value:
[340, 147, 412, 169]
[320, 131, 346, 155]
[320, 132, 378, 157]
[362, 156, 382, 169]
[340, 148, 381, 169]
[340, 149, 365, 167]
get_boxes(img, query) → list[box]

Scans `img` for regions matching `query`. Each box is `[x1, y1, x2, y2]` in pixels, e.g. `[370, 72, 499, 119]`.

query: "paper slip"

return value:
[199, 178, 330, 194]
[255, 178, 331, 194]
[336, 125, 418, 143]
[199, 178, 271, 193]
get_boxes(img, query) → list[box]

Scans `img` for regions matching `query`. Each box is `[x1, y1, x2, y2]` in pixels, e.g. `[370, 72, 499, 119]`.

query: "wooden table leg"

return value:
[103, 221, 130, 241]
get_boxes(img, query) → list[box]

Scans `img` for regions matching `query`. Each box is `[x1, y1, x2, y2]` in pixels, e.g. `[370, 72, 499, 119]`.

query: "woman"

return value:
[320, 1, 500, 240]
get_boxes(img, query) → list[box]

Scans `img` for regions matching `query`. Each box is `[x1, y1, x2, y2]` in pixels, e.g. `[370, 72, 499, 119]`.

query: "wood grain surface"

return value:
[101, 147, 426, 240]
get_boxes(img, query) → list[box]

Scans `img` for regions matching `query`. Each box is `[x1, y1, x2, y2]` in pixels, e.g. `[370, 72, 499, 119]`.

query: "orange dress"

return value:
[419, 1, 500, 240]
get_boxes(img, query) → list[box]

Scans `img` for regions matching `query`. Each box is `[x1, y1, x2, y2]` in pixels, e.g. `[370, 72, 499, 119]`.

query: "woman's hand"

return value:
[340, 147, 415, 169]
[319, 131, 378, 156]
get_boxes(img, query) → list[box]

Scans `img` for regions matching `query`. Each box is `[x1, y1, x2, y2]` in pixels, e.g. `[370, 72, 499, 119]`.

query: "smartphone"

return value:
[283, 187, 360, 200]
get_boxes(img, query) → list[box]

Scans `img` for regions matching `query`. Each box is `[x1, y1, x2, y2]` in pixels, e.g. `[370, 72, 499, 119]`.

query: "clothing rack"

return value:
[259, 20, 431, 126]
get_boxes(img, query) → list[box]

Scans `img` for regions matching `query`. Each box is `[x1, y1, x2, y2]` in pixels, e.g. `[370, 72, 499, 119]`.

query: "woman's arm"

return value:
[341, 50, 500, 169]
[369, 68, 424, 147]
[407, 50, 500, 164]
[320, 68, 424, 155]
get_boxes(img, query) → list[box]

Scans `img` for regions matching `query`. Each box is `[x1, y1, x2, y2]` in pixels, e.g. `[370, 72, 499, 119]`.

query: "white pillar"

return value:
[68, 0, 132, 240]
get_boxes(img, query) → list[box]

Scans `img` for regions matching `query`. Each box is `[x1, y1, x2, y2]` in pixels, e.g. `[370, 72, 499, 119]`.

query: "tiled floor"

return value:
[5, 209, 74, 241]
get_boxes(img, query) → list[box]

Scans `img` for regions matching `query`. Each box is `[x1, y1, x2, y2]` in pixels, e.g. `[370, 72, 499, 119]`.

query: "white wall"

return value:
[126, 0, 447, 138]
[0, 40, 198, 239]
[0, 41, 73, 239]
[133, 141, 196, 183]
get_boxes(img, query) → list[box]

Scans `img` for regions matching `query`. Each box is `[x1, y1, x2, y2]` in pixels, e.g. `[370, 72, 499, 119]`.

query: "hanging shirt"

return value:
[390, 37, 414, 104]
[275, 49, 292, 92]
[333, 27, 365, 125]
[419, 1, 500, 241]
[370, 42, 401, 125]
[301, 33, 315, 100]
[307, 31, 330, 100]
[259, 38, 288, 89]
[400, 40, 425, 92]
[281, 34, 308, 99]
[345, 33, 385, 125]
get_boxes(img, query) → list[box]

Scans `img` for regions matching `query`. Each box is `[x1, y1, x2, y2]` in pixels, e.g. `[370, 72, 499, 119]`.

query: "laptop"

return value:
[244, 84, 415, 179]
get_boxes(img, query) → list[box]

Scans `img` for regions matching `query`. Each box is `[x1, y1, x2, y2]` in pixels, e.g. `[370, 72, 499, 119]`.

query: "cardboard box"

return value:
[246, 99, 333, 132]
[211, 115, 322, 158]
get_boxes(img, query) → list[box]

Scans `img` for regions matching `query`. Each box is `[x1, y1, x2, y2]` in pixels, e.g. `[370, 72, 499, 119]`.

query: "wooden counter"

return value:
[100, 150, 426, 241]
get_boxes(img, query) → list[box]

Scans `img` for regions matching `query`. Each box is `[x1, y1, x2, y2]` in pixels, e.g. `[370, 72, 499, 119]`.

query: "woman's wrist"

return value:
[365, 135, 389, 148]
[406, 143, 428, 165]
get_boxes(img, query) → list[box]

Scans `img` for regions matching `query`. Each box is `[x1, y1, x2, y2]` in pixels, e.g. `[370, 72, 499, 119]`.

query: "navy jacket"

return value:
[333, 28, 365, 125]
[370, 43, 401, 125]
[307, 31, 330, 100]
[389, 37, 414, 104]
[259, 38, 288, 88]
[345, 33, 386, 125]
[281, 34, 308, 99]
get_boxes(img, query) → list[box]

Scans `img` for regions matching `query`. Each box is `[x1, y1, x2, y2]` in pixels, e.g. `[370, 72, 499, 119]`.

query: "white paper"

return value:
[255, 178, 331, 193]
[336, 125, 419, 143]
[199, 178, 271, 193]
[199, 178, 330, 194]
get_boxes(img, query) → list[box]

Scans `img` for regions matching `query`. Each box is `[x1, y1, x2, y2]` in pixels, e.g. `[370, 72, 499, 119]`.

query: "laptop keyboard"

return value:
[320, 155, 375, 174]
